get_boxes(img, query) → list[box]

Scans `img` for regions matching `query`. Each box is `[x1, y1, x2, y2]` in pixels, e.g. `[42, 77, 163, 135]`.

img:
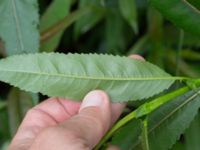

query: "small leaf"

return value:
[119, 0, 138, 33]
[74, 0, 105, 40]
[0, 0, 39, 55]
[40, 0, 71, 52]
[7, 87, 34, 136]
[0, 53, 174, 102]
[40, 8, 91, 43]
[105, 9, 126, 54]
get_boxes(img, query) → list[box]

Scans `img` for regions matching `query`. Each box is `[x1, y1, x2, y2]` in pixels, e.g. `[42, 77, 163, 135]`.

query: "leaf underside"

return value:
[0, 0, 39, 56]
[0, 53, 174, 102]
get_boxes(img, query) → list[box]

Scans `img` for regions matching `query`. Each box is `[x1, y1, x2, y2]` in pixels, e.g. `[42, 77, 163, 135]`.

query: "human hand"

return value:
[8, 55, 144, 150]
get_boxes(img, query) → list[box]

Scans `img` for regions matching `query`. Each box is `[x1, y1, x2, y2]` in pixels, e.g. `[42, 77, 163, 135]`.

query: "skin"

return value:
[8, 55, 144, 150]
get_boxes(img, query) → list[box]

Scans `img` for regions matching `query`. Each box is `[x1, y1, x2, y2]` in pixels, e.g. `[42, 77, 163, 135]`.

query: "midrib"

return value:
[0, 69, 189, 81]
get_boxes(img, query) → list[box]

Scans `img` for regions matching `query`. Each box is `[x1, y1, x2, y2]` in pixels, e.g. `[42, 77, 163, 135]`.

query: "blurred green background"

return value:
[0, 0, 200, 149]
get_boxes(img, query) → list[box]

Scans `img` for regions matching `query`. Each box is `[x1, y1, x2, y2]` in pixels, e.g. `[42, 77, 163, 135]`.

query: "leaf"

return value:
[105, 9, 127, 54]
[0, 104, 10, 143]
[115, 88, 200, 150]
[127, 35, 148, 55]
[170, 141, 185, 150]
[0, 101, 6, 111]
[0, 53, 174, 102]
[111, 119, 142, 150]
[0, 0, 39, 56]
[184, 112, 200, 150]
[74, 0, 105, 40]
[147, 89, 200, 150]
[7, 87, 35, 136]
[40, 8, 91, 43]
[187, 0, 200, 10]
[0, 141, 10, 150]
[150, 0, 200, 37]
[40, 0, 71, 52]
[119, 0, 138, 33]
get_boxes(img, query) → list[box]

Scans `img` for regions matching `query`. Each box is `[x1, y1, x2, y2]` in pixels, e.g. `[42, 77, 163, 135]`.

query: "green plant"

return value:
[0, 0, 200, 150]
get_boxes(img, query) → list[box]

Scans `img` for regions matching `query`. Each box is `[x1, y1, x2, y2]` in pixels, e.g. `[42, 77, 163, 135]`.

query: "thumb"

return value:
[58, 90, 112, 149]
[30, 90, 113, 150]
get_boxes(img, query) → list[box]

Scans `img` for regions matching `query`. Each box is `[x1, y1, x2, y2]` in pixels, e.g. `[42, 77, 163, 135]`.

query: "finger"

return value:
[111, 103, 126, 125]
[129, 54, 145, 60]
[8, 98, 81, 150]
[30, 90, 112, 150]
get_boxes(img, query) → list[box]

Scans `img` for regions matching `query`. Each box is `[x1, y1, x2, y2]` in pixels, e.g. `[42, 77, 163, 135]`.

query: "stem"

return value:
[141, 119, 150, 150]
[94, 81, 200, 150]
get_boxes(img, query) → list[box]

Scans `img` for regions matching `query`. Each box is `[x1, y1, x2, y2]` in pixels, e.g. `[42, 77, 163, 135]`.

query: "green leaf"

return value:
[74, 0, 105, 40]
[111, 119, 142, 150]
[147, 89, 200, 150]
[40, 0, 71, 52]
[0, 105, 10, 143]
[0, 101, 6, 111]
[119, 0, 138, 33]
[0, 53, 175, 102]
[150, 0, 200, 37]
[170, 141, 185, 150]
[184, 112, 200, 150]
[187, 0, 200, 10]
[7, 87, 35, 136]
[105, 9, 126, 54]
[114, 88, 200, 150]
[40, 8, 91, 43]
[0, 141, 10, 150]
[0, 0, 39, 56]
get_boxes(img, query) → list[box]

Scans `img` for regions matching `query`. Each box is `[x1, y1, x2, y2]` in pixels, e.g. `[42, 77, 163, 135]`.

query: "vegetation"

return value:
[0, 0, 200, 150]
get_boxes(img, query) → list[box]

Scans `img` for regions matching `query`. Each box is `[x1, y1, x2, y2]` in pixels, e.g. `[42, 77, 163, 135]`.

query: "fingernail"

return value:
[80, 90, 105, 111]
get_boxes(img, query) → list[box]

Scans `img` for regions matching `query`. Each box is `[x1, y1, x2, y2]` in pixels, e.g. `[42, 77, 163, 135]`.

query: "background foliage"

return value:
[0, 0, 200, 149]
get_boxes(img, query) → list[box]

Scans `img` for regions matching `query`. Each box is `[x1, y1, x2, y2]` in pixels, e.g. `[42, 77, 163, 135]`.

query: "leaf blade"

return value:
[150, 0, 200, 37]
[147, 89, 200, 150]
[40, 0, 71, 52]
[119, 0, 138, 33]
[0, 0, 39, 55]
[0, 53, 174, 102]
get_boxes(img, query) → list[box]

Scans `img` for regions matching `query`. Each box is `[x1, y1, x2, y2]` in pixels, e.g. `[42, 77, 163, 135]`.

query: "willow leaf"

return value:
[119, 0, 138, 33]
[150, 0, 200, 37]
[184, 112, 200, 150]
[40, 0, 71, 52]
[147, 89, 200, 150]
[111, 119, 142, 150]
[0, 0, 39, 55]
[74, 0, 105, 40]
[113, 89, 200, 150]
[0, 53, 175, 102]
